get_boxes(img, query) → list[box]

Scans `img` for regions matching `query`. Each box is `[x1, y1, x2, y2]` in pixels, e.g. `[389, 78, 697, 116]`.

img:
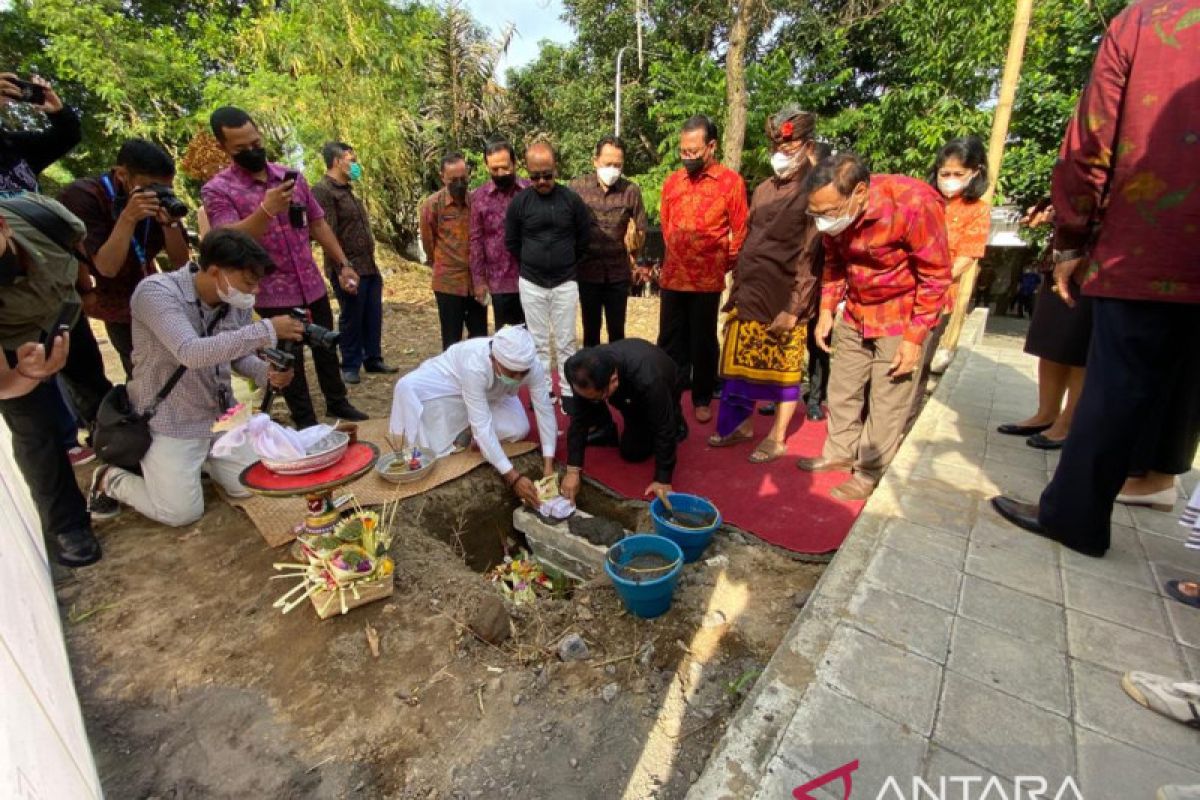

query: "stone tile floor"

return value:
[692, 316, 1200, 799]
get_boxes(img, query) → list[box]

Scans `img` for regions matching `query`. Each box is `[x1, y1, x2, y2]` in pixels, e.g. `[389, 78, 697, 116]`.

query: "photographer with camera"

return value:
[0, 73, 80, 197]
[201, 106, 367, 428]
[58, 139, 191, 380]
[87, 229, 303, 528]
[0, 194, 102, 567]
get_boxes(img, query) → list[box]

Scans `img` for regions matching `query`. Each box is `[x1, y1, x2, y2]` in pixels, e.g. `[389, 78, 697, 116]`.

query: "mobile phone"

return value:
[8, 78, 46, 106]
[283, 169, 300, 186]
[41, 300, 79, 359]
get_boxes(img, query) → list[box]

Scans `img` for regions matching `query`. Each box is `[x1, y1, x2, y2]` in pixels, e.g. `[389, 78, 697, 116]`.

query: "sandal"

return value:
[707, 429, 753, 448]
[748, 439, 788, 464]
[1165, 580, 1200, 609]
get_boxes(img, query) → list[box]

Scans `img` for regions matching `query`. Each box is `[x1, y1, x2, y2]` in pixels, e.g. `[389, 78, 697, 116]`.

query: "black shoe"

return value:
[364, 361, 400, 374]
[1026, 432, 1065, 450]
[758, 402, 776, 417]
[676, 420, 689, 443]
[990, 495, 1044, 534]
[327, 401, 368, 421]
[87, 465, 121, 521]
[56, 528, 102, 568]
[996, 422, 1052, 436]
[342, 369, 361, 385]
[806, 403, 826, 422]
[587, 423, 619, 447]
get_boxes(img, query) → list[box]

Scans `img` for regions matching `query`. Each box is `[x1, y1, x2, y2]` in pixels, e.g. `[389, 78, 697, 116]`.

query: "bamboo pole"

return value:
[937, 0, 1036, 362]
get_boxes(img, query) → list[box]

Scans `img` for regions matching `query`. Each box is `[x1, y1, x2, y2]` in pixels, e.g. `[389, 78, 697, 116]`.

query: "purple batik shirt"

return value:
[201, 162, 328, 309]
[469, 178, 531, 295]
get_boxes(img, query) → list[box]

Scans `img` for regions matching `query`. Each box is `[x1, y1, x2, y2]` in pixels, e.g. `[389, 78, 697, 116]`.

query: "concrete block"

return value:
[896, 493, 975, 536]
[980, 445, 1047, 472]
[819, 624, 943, 735]
[1141, 529, 1200, 574]
[933, 672, 1074, 784]
[1185, 646, 1200, 681]
[863, 545, 961, 613]
[1066, 610, 1185, 676]
[947, 617, 1070, 716]
[923, 745, 1002, 788]
[958, 575, 1066, 649]
[514, 507, 608, 581]
[1164, 594, 1200, 649]
[965, 543, 1062, 604]
[1062, 569, 1171, 638]
[1071, 660, 1200, 769]
[970, 512, 1060, 563]
[754, 683, 928, 800]
[881, 518, 968, 569]
[1060, 525, 1155, 592]
[1130, 504, 1191, 539]
[846, 584, 953, 663]
[1076, 729, 1200, 800]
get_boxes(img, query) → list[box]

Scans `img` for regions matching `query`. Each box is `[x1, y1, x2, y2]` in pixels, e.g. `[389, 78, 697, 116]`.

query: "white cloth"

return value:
[388, 336, 557, 474]
[518, 277, 579, 399]
[210, 413, 333, 461]
[106, 435, 257, 527]
[492, 324, 538, 371]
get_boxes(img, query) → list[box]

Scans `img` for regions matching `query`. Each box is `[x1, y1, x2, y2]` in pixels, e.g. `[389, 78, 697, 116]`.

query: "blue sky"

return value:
[462, 0, 575, 76]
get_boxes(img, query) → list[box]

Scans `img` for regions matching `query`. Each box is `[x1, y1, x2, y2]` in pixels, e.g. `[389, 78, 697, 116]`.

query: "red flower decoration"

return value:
[779, 121, 794, 138]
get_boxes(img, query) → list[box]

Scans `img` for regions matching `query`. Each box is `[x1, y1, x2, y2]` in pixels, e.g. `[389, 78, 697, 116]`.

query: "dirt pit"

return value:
[59, 458, 821, 800]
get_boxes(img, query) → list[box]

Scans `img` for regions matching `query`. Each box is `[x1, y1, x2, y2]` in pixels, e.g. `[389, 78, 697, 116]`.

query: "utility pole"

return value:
[636, 0, 644, 72]
[936, 0, 1036, 366]
[615, 45, 630, 136]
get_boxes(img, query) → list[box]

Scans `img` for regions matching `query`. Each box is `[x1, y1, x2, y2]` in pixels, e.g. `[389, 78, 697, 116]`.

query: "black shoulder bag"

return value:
[93, 303, 229, 471]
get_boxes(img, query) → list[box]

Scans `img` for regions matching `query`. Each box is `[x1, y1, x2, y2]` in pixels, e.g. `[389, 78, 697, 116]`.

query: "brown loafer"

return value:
[796, 456, 853, 473]
[830, 475, 877, 501]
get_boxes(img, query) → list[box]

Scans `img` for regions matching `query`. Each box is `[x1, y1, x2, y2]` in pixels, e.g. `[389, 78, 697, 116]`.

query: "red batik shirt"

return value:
[1051, 0, 1200, 303]
[659, 162, 749, 293]
[820, 174, 952, 344]
[943, 195, 991, 310]
[419, 188, 472, 296]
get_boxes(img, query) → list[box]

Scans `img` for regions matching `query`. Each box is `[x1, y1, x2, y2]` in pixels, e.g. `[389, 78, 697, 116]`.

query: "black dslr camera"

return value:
[289, 307, 339, 350]
[133, 183, 189, 219]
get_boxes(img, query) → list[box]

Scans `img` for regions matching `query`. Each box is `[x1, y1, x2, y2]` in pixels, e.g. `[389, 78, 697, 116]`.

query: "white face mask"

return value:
[938, 173, 974, 198]
[770, 152, 799, 177]
[813, 215, 854, 236]
[217, 272, 257, 310]
[596, 166, 622, 187]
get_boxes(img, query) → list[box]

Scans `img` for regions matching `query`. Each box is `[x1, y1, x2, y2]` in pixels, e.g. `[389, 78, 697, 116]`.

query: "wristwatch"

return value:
[1051, 248, 1085, 263]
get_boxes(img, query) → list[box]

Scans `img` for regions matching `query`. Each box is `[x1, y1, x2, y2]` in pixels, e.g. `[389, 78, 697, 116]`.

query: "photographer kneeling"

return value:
[88, 229, 304, 527]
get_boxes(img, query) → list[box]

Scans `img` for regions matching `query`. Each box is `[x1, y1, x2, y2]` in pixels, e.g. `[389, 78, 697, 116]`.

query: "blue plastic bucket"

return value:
[649, 493, 721, 563]
[604, 534, 684, 619]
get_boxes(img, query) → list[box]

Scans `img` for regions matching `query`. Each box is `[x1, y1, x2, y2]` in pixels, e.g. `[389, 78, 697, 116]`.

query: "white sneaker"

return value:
[930, 348, 954, 375]
[1122, 671, 1200, 728]
[1115, 485, 1177, 511]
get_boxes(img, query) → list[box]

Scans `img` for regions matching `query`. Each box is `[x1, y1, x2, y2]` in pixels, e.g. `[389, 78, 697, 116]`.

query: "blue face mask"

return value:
[348, 162, 362, 182]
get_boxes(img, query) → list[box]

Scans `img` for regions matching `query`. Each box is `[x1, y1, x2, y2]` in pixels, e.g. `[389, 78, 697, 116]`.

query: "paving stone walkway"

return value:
[692, 315, 1200, 800]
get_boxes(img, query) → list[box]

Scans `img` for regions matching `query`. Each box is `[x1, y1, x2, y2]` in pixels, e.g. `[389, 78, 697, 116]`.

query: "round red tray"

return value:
[239, 442, 380, 497]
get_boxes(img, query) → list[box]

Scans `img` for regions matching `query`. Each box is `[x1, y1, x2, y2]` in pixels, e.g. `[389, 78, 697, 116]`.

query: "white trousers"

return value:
[106, 435, 257, 528]
[518, 277, 579, 398]
[390, 390, 530, 458]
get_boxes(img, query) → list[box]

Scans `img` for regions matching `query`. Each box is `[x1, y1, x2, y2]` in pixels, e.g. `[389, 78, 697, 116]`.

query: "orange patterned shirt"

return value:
[943, 195, 991, 310]
[819, 175, 953, 344]
[659, 162, 749, 293]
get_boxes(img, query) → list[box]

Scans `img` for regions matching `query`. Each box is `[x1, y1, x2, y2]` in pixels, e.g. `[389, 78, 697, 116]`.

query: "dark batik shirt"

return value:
[568, 173, 648, 284]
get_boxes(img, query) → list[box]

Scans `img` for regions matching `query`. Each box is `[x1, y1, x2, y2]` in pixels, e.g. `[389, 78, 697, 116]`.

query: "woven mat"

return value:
[223, 417, 535, 547]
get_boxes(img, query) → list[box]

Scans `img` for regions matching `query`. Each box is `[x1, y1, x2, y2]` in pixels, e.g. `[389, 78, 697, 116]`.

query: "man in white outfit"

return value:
[503, 142, 591, 413]
[389, 325, 557, 506]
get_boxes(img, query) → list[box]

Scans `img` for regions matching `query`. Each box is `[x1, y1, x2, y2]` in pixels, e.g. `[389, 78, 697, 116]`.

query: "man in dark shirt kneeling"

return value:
[560, 339, 687, 504]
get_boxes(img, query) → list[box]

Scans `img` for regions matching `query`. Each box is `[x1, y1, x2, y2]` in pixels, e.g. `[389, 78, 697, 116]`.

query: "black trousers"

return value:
[491, 292, 525, 330]
[435, 292, 488, 351]
[579, 280, 630, 348]
[0, 377, 91, 541]
[104, 320, 134, 381]
[805, 323, 831, 405]
[59, 315, 113, 429]
[1040, 298, 1200, 554]
[258, 295, 348, 428]
[657, 289, 720, 407]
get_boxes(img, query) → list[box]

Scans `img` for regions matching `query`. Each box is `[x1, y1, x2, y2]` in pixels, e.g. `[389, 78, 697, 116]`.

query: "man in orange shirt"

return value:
[658, 115, 749, 423]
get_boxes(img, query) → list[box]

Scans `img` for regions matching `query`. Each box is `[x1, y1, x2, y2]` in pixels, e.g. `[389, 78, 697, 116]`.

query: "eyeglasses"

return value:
[528, 171, 555, 182]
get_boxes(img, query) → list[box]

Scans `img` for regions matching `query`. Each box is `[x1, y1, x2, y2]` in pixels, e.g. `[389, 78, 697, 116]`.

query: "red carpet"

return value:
[525, 389, 865, 555]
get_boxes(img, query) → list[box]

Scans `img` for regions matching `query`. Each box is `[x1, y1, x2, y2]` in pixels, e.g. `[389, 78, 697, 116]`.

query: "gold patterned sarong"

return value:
[718, 313, 807, 386]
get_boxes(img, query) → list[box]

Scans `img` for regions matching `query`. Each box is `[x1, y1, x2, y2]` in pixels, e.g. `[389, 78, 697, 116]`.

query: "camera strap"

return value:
[100, 174, 152, 270]
[147, 303, 229, 415]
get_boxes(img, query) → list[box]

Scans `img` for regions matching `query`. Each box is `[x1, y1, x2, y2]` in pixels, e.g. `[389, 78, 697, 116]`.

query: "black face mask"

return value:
[492, 173, 516, 190]
[448, 178, 468, 199]
[0, 245, 20, 286]
[233, 147, 268, 173]
[682, 157, 705, 177]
